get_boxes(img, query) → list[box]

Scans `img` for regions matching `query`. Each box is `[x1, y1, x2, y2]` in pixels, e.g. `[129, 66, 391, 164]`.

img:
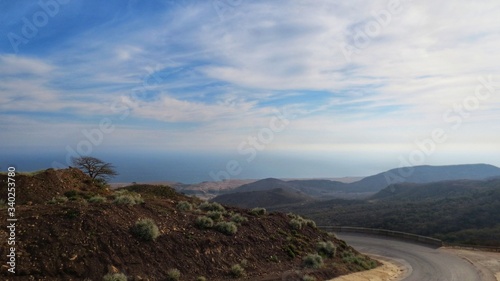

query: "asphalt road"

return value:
[337, 233, 483, 281]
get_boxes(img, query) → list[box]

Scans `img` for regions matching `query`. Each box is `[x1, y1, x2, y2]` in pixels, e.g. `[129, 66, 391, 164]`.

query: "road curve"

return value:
[337, 233, 483, 281]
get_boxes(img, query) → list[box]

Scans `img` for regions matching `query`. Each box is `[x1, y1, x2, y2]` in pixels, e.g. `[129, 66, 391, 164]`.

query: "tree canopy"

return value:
[72, 156, 118, 182]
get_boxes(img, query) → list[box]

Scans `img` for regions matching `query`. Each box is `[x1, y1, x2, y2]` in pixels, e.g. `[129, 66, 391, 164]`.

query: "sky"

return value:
[1, 0, 500, 183]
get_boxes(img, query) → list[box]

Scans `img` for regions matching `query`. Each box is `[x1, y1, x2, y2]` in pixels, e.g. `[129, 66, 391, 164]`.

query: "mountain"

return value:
[276, 178, 500, 246]
[0, 168, 376, 280]
[370, 179, 500, 201]
[211, 188, 316, 209]
[346, 164, 500, 193]
[229, 178, 295, 193]
[225, 178, 358, 199]
[220, 164, 500, 201]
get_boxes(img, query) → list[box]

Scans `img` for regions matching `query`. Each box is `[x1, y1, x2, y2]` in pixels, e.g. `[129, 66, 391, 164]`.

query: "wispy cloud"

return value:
[1, 0, 499, 170]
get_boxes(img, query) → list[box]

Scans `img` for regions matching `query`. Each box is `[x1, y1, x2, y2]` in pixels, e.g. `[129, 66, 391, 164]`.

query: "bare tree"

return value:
[71, 156, 118, 182]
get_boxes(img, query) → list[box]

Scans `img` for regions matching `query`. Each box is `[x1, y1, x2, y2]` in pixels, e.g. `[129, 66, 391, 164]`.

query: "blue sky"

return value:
[1, 0, 500, 182]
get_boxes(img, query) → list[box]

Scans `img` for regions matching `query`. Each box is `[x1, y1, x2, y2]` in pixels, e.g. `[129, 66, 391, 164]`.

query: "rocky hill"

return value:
[213, 165, 500, 203]
[277, 178, 500, 247]
[0, 168, 377, 280]
[212, 188, 316, 209]
[347, 163, 500, 193]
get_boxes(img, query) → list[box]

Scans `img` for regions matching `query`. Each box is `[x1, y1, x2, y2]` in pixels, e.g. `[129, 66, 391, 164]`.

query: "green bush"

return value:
[113, 192, 144, 205]
[317, 241, 336, 258]
[102, 272, 127, 281]
[289, 218, 303, 230]
[215, 221, 238, 235]
[230, 264, 245, 278]
[199, 202, 225, 212]
[269, 255, 279, 262]
[231, 213, 248, 224]
[64, 190, 79, 199]
[304, 219, 317, 228]
[207, 210, 225, 221]
[288, 214, 316, 229]
[302, 254, 323, 269]
[0, 199, 7, 209]
[196, 276, 207, 281]
[166, 268, 181, 281]
[47, 196, 69, 204]
[131, 218, 160, 241]
[195, 216, 214, 229]
[342, 252, 377, 270]
[88, 196, 107, 203]
[176, 201, 193, 211]
[250, 207, 267, 216]
[303, 275, 316, 281]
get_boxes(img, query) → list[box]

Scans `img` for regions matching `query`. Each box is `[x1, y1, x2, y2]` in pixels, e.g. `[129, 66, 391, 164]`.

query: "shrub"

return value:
[303, 275, 316, 281]
[102, 272, 127, 281]
[230, 264, 245, 278]
[195, 216, 214, 229]
[284, 244, 298, 258]
[64, 190, 79, 199]
[302, 254, 323, 269]
[177, 201, 193, 211]
[215, 221, 238, 235]
[317, 241, 336, 258]
[250, 207, 267, 216]
[304, 219, 317, 228]
[166, 269, 181, 281]
[88, 196, 107, 203]
[199, 202, 225, 212]
[47, 196, 69, 204]
[289, 218, 303, 230]
[196, 277, 207, 281]
[0, 199, 7, 209]
[269, 255, 279, 262]
[207, 210, 225, 221]
[65, 209, 80, 219]
[231, 213, 248, 224]
[342, 252, 377, 270]
[113, 192, 144, 205]
[131, 219, 160, 241]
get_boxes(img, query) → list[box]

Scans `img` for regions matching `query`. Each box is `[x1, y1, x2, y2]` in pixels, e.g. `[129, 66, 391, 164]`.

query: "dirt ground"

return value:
[443, 248, 500, 281]
[328, 255, 406, 281]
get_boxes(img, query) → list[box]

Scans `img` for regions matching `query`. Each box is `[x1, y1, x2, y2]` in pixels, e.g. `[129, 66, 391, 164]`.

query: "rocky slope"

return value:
[0, 168, 377, 280]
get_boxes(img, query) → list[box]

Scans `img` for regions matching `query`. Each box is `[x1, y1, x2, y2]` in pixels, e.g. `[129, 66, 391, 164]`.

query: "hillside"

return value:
[223, 178, 365, 200]
[278, 178, 500, 246]
[212, 188, 316, 209]
[347, 163, 500, 193]
[370, 179, 496, 201]
[216, 165, 500, 203]
[0, 168, 377, 280]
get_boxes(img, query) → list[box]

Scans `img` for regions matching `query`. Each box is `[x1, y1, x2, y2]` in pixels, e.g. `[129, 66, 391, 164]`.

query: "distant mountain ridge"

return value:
[350, 163, 500, 193]
[211, 187, 316, 209]
[211, 164, 500, 206]
[370, 178, 500, 201]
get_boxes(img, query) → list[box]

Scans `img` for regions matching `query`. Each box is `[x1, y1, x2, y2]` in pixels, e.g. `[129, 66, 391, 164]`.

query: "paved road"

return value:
[337, 233, 483, 281]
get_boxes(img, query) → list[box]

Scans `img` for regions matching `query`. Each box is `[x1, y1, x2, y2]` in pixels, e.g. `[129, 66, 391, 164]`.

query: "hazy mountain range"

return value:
[211, 164, 500, 204]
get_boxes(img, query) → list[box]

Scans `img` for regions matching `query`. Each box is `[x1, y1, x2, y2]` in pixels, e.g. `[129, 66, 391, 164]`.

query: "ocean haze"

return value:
[2, 150, 378, 184]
